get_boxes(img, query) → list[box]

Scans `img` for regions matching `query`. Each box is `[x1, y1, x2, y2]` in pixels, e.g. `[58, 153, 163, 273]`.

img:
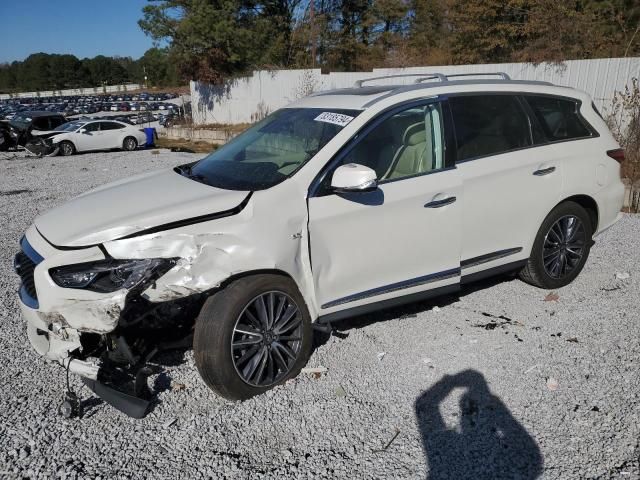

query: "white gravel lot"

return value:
[0, 149, 638, 479]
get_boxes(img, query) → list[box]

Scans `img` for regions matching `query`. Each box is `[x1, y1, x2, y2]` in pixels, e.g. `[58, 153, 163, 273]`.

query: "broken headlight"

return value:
[49, 258, 176, 293]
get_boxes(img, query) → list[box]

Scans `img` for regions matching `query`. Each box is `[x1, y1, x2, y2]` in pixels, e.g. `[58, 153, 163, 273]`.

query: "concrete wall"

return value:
[190, 57, 640, 125]
[160, 126, 236, 143]
[0, 84, 142, 100]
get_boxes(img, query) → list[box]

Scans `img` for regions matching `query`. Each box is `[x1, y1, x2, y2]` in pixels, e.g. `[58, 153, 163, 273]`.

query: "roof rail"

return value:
[414, 75, 449, 84]
[353, 71, 512, 87]
[444, 72, 511, 80]
[354, 73, 447, 87]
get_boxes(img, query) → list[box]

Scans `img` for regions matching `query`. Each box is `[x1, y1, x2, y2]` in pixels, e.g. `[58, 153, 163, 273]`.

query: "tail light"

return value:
[607, 149, 625, 163]
[607, 149, 625, 179]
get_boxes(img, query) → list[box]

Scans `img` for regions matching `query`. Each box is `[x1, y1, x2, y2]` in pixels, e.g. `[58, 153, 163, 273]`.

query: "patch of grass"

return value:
[192, 123, 252, 133]
[155, 137, 219, 153]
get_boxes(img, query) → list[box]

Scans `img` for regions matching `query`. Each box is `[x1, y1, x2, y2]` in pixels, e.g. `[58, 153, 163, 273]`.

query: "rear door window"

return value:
[450, 95, 532, 161]
[84, 122, 101, 132]
[524, 96, 593, 142]
[100, 121, 125, 130]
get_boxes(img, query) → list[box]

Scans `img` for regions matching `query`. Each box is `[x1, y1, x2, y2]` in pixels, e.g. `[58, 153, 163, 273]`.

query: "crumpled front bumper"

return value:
[20, 299, 100, 380]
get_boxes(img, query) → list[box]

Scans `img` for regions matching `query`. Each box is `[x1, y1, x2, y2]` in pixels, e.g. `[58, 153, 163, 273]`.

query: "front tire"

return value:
[194, 274, 312, 401]
[123, 136, 138, 151]
[520, 201, 593, 289]
[59, 141, 75, 156]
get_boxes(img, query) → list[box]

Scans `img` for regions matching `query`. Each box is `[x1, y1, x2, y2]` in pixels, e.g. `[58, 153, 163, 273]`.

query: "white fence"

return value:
[190, 57, 640, 125]
[0, 83, 142, 100]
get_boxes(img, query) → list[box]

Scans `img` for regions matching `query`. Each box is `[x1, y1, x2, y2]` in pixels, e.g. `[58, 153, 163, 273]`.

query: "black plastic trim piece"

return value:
[318, 284, 460, 323]
[461, 247, 523, 269]
[461, 260, 527, 285]
[321, 267, 460, 309]
[82, 377, 150, 419]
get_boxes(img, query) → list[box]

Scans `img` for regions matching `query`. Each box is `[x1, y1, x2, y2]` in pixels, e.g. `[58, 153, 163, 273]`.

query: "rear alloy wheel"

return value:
[123, 137, 138, 151]
[542, 215, 587, 279]
[194, 275, 312, 400]
[520, 201, 592, 289]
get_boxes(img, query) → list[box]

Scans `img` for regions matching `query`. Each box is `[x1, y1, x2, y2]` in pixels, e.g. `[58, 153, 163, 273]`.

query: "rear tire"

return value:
[0, 131, 9, 151]
[520, 201, 592, 289]
[59, 141, 75, 156]
[123, 136, 138, 151]
[194, 274, 312, 401]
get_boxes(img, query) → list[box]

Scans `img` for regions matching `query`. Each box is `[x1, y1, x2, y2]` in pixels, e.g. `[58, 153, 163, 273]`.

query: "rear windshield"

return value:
[179, 108, 360, 190]
[9, 114, 33, 129]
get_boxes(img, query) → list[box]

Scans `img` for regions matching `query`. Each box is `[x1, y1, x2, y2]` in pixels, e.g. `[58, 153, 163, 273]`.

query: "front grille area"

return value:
[14, 237, 44, 309]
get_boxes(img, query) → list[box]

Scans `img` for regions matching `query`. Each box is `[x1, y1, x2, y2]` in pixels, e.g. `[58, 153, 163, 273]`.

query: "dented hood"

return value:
[35, 168, 250, 247]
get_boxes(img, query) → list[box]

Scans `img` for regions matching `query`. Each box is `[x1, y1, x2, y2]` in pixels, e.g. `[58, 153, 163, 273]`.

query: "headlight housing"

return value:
[49, 258, 176, 293]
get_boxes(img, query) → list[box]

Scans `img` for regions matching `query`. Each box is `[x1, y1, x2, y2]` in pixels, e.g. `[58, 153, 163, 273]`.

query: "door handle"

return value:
[533, 166, 556, 176]
[424, 196, 457, 208]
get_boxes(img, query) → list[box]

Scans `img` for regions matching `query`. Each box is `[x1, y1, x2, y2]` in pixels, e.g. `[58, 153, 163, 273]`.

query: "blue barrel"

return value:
[144, 127, 157, 147]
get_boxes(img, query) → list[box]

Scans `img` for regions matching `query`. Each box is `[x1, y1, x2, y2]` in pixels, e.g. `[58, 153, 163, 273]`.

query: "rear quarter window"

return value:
[524, 96, 594, 142]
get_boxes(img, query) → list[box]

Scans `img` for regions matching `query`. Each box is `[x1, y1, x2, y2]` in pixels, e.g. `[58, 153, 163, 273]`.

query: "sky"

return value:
[0, 0, 156, 63]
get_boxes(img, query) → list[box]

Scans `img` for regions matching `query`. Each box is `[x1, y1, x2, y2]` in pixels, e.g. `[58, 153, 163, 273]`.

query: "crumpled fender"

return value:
[102, 185, 320, 319]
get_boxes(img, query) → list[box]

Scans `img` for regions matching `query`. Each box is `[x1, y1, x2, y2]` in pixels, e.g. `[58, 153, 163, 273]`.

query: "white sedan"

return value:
[49, 120, 148, 156]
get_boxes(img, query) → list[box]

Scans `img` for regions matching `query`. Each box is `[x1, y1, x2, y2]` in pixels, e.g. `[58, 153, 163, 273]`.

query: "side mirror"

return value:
[79, 128, 87, 134]
[331, 163, 378, 193]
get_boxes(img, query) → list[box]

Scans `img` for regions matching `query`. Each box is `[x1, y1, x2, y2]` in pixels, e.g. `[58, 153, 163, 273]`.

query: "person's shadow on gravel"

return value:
[415, 370, 542, 480]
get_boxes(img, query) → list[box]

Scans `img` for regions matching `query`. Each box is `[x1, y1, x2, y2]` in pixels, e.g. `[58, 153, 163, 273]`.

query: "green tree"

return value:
[138, 47, 179, 86]
[139, 0, 301, 83]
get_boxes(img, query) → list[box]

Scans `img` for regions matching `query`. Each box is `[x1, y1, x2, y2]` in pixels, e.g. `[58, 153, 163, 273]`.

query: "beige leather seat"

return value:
[384, 121, 433, 180]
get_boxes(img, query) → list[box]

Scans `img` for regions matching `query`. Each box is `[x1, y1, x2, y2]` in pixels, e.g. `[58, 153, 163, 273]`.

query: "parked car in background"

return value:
[46, 119, 146, 155]
[9, 111, 67, 137]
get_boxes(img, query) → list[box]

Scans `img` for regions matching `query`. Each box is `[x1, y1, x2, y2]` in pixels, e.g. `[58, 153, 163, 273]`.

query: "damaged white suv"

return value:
[15, 73, 625, 417]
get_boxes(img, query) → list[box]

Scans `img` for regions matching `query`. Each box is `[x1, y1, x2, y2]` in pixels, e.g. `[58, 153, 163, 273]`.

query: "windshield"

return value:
[55, 121, 85, 132]
[180, 108, 360, 190]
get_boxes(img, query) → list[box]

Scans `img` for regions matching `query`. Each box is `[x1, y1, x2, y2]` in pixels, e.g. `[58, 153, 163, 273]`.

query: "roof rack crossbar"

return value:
[354, 73, 447, 87]
[444, 72, 511, 80]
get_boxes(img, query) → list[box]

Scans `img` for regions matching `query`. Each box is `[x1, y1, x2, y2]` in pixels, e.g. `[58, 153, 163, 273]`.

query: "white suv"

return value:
[14, 73, 625, 417]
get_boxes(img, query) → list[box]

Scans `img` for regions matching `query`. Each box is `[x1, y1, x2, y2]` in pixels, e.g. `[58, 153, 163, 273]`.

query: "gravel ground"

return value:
[0, 149, 638, 479]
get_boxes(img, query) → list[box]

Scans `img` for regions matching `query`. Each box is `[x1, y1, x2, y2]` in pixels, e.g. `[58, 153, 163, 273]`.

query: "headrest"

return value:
[403, 123, 426, 146]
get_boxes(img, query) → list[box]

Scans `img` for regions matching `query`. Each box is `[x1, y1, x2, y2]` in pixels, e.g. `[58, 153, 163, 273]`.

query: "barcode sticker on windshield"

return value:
[314, 112, 354, 127]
